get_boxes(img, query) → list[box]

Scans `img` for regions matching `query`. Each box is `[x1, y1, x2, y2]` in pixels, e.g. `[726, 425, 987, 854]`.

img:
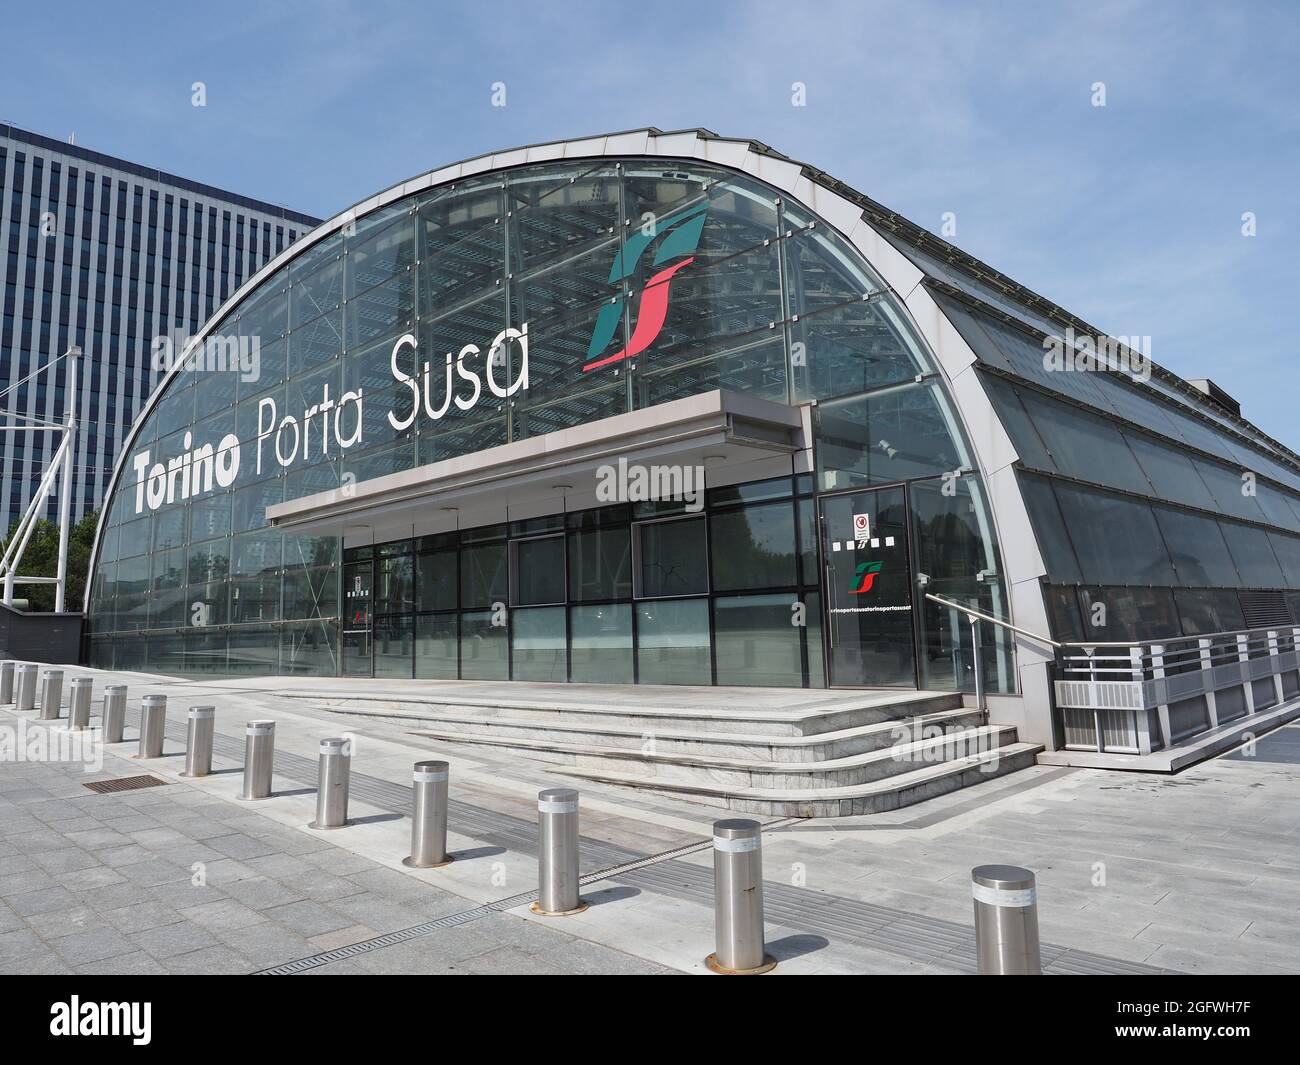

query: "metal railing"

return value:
[1053, 625, 1300, 755]
[924, 593, 1060, 715]
[925, 595, 1300, 756]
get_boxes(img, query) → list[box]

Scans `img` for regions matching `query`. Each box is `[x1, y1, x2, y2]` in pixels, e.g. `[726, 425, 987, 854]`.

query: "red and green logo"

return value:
[583, 200, 708, 372]
[850, 561, 883, 595]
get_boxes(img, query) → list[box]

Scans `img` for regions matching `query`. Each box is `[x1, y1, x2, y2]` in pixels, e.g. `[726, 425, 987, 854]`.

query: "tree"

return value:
[0, 510, 99, 612]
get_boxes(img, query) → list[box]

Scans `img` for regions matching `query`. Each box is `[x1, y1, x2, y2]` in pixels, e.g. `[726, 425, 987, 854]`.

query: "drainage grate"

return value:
[83, 774, 171, 794]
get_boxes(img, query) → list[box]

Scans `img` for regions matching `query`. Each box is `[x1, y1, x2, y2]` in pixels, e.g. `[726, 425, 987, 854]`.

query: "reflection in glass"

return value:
[511, 607, 566, 681]
[460, 611, 508, 680]
[636, 517, 707, 598]
[570, 604, 633, 683]
[713, 594, 802, 686]
[637, 599, 710, 685]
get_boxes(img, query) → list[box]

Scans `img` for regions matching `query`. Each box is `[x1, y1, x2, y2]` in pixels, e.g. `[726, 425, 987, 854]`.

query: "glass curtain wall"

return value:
[340, 475, 824, 686]
[86, 156, 1013, 692]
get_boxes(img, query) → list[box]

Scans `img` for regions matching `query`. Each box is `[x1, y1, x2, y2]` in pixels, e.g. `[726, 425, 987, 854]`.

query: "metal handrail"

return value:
[924, 593, 1061, 649]
[924, 592, 1054, 715]
[1059, 624, 1297, 650]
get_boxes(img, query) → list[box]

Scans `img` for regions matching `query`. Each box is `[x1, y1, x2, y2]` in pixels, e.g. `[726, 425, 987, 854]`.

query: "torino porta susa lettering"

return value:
[128, 325, 530, 514]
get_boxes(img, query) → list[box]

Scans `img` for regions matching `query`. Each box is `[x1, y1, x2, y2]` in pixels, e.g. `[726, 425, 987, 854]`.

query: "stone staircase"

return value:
[286, 685, 1041, 817]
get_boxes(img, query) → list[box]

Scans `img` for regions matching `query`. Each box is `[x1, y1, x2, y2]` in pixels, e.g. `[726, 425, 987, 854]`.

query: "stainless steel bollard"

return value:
[15, 664, 37, 711]
[404, 760, 452, 868]
[706, 819, 775, 974]
[138, 694, 166, 758]
[38, 669, 64, 720]
[241, 721, 275, 799]
[531, 788, 586, 916]
[67, 677, 93, 730]
[182, 706, 215, 777]
[0, 661, 14, 704]
[972, 864, 1042, 975]
[310, 737, 351, 829]
[102, 685, 127, 743]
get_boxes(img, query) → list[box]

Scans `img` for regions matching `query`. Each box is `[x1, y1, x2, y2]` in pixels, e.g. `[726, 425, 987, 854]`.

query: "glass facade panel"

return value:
[815, 380, 965, 490]
[569, 604, 634, 683]
[461, 542, 507, 608]
[636, 599, 711, 685]
[1051, 483, 1177, 586]
[374, 614, 414, 678]
[511, 607, 567, 681]
[709, 502, 797, 592]
[1221, 523, 1285, 588]
[1077, 586, 1181, 642]
[713, 594, 803, 686]
[460, 611, 508, 680]
[1153, 507, 1241, 588]
[910, 476, 1014, 694]
[415, 614, 458, 679]
[417, 547, 458, 612]
[568, 526, 632, 602]
[636, 517, 708, 598]
[512, 536, 566, 606]
[1124, 431, 1219, 511]
[1015, 388, 1150, 495]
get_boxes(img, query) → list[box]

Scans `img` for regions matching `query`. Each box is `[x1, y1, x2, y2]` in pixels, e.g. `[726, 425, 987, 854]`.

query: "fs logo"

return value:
[850, 561, 883, 595]
[583, 200, 708, 372]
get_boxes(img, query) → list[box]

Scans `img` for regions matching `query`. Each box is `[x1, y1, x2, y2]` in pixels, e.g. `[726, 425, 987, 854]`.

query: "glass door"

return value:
[342, 560, 374, 677]
[819, 486, 917, 687]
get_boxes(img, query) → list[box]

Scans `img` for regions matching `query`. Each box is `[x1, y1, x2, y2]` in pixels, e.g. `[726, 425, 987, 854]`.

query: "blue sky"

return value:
[4, 0, 1297, 446]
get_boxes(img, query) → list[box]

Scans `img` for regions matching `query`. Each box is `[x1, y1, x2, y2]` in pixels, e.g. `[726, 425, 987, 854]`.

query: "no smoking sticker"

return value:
[852, 513, 870, 538]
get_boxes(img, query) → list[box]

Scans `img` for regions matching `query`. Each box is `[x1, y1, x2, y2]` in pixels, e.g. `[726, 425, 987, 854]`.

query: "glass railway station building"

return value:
[84, 129, 1300, 751]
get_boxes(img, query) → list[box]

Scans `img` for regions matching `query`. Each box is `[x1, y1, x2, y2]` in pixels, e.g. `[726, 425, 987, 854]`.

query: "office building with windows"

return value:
[0, 123, 320, 535]
[83, 129, 1300, 759]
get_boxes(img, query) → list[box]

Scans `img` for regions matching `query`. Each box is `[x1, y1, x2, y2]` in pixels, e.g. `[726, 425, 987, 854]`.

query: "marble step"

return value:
[394, 721, 1019, 789]
[395, 706, 988, 762]
[555, 742, 1045, 817]
[302, 688, 965, 738]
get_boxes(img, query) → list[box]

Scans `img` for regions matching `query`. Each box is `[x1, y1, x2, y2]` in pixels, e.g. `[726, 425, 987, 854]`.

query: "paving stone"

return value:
[101, 901, 186, 934]
[0, 927, 49, 964]
[306, 924, 377, 951]
[276, 869, 368, 902]
[116, 857, 192, 888]
[96, 843, 157, 868]
[163, 945, 255, 975]
[220, 875, 307, 911]
[62, 827, 137, 853]
[244, 852, 315, 878]
[262, 899, 356, 938]
[205, 834, 284, 860]
[49, 926, 139, 965]
[0, 869, 58, 895]
[75, 950, 171, 975]
[177, 899, 267, 932]
[24, 906, 103, 940]
[4, 885, 79, 917]
[129, 921, 221, 959]
[214, 923, 315, 969]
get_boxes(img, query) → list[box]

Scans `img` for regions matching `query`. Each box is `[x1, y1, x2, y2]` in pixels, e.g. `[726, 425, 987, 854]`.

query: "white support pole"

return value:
[54, 348, 79, 612]
[2, 433, 70, 605]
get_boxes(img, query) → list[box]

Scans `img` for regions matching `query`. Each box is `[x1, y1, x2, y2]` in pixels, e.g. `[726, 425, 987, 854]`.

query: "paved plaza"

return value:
[2, 669, 1297, 975]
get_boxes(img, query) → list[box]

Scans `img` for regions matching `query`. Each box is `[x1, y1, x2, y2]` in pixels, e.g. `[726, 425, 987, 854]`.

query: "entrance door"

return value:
[819, 486, 917, 687]
[342, 560, 373, 677]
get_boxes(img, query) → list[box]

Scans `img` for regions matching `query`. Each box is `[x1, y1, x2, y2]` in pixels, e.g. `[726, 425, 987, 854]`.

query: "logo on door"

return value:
[850, 561, 883, 594]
